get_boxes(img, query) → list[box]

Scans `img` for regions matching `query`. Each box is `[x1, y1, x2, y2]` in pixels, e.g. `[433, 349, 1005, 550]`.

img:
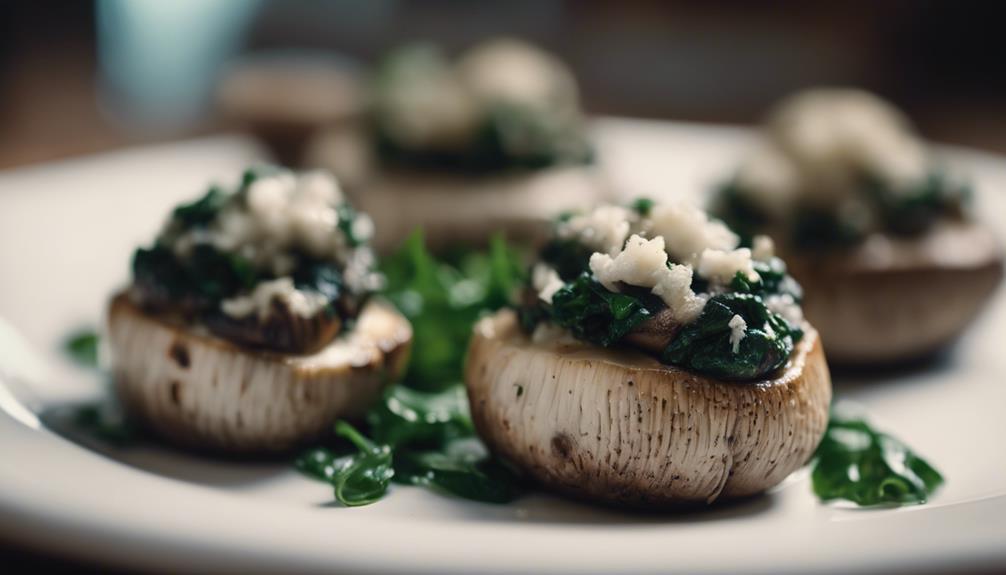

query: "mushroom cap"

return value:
[787, 221, 1004, 365]
[465, 309, 831, 508]
[107, 292, 411, 454]
[355, 165, 613, 254]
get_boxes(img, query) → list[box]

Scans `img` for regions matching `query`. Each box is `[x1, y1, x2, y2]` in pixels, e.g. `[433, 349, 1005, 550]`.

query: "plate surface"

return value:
[0, 122, 1004, 574]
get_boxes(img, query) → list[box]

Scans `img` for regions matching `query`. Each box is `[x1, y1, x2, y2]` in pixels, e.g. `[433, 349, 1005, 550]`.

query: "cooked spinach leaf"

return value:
[171, 187, 227, 228]
[631, 197, 655, 216]
[662, 293, 800, 381]
[812, 410, 944, 506]
[873, 172, 969, 236]
[64, 329, 99, 368]
[539, 238, 594, 281]
[729, 258, 803, 302]
[549, 274, 658, 346]
[132, 243, 260, 310]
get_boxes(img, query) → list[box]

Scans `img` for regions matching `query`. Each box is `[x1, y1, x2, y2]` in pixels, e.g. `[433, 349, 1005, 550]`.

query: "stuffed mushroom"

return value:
[465, 201, 832, 507]
[107, 168, 411, 453]
[711, 89, 1004, 365]
[352, 38, 611, 252]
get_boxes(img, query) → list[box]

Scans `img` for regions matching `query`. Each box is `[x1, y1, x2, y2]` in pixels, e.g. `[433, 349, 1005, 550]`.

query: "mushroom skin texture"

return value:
[107, 292, 411, 454]
[356, 165, 612, 253]
[465, 309, 831, 508]
[786, 221, 1004, 365]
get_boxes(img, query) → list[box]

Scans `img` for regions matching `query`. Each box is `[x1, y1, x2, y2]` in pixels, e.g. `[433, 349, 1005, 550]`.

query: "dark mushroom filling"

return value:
[518, 201, 805, 382]
[130, 167, 382, 354]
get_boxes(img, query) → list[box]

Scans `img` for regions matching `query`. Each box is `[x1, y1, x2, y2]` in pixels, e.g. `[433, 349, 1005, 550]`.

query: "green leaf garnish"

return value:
[63, 329, 99, 368]
[379, 230, 523, 389]
[811, 410, 944, 506]
[329, 421, 395, 507]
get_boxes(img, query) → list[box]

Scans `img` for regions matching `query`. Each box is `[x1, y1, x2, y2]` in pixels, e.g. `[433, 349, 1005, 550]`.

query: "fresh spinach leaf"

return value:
[366, 385, 474, 448]
[330, 421, 395, 507]
[662, 293, 799, 381]
[64, 329, 99, 369]
[380, 230, 523, 389]
[394, 439, 522, 503]
[812, 410, 944, 506]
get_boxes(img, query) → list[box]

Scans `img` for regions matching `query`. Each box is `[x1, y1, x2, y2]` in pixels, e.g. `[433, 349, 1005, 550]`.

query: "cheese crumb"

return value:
[221, 278, 329, 320]
[589, 234, 707, 323]
[697, 248, 760, 284]
[647, 202, 739, 265]
[752, 235, 775, 262]
[559, 205, 635, 255]
[728, 314, 747, 353]
[532, 264, 564, 303]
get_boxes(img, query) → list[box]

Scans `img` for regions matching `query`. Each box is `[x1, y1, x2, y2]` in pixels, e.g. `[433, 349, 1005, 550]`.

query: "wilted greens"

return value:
[662, 292, 801, 381]
[297, 233, 525, 506]
[811, 410, 944, 506]
[522, 209, 805, 381]
[63, 329, 99, 369]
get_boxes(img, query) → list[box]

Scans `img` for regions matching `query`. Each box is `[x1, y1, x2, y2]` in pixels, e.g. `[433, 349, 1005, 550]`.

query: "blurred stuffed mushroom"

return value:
[711, 89, 1003, 365]
[357, 38, 611, 252]
[108, 168, 411, 453]
[465, 201, 831, 507]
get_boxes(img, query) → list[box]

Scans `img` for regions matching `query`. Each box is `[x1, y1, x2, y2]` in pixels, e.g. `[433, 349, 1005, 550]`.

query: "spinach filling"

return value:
[130, 169, 374, 352]
[713, 170, 969, 250]
[372, 45, 592, 174]
[522, 233, 804, 382]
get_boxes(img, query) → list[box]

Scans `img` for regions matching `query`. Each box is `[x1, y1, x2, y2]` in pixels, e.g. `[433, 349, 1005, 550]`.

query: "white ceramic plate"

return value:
[1, 121, 1004, 574]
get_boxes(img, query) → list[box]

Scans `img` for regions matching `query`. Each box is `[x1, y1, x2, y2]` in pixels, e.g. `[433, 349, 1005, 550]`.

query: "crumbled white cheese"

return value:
[342, 247, 384, 293]
[697, 248, 760, 284]
[589, 235, 707, 323]
[728, 314, 747, 354]
[351, 213, 375, 242]
[765, 294, 804, 326]
[646, 201, 739, 264]
[652, 264, 708, 324]
[221, 278, 329, 320]
[532, 263, 564, 303]
[589, 235, 668, 291]
[768, 89, 929, 198]
[170, 169, 376, 279]
[752, 235, 775, 262]
[559, 205, 635, 255]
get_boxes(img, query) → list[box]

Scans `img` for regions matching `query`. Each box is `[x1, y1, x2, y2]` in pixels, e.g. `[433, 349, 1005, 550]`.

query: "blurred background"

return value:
[3, 0, 1006, 170]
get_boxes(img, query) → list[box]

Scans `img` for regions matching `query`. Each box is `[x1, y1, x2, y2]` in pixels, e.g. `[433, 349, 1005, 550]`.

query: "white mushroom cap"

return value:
[465, 310, 831, 507]
[107, 293, 411, 453]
